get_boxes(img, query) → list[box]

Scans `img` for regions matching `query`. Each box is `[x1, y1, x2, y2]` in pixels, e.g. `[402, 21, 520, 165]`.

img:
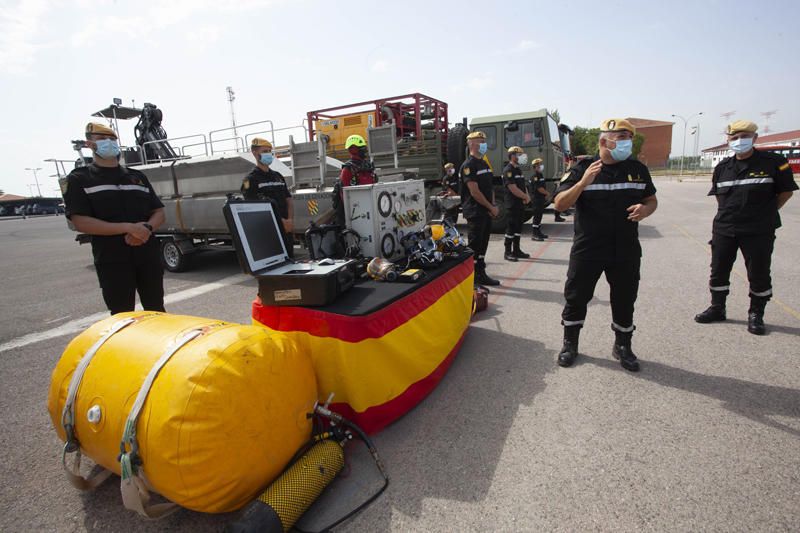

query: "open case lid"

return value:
[223, 200, 289, 275]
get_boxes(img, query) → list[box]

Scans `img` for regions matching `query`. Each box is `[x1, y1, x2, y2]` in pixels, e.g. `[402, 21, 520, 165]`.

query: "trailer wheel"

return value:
[161, 239, 190, 272]
[447, 124, 468, 169]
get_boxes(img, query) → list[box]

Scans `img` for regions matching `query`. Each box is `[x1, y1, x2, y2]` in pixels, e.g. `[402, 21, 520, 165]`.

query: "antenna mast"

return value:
[226, 86, 239, 150]
[760, 110, 777, 134]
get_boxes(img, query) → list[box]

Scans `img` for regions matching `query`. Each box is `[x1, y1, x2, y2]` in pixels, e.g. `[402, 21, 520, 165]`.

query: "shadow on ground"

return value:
[581, 354, 800, 438]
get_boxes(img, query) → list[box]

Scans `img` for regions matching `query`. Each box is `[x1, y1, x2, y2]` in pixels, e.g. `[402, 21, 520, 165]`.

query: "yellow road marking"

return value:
[673, 224, 800, 321]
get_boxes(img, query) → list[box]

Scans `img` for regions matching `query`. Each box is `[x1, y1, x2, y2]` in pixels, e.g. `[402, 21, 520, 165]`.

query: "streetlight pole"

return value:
[24, 167, 42, 196]
[671, 112, 703, 178]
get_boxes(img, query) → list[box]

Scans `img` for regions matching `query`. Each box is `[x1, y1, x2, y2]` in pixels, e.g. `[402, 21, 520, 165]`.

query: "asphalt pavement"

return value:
[0, 180, 798, 532]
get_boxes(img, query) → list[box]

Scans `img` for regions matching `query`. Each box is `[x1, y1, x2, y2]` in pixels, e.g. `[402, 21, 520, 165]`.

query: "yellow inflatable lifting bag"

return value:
[47, 312, 317, 513]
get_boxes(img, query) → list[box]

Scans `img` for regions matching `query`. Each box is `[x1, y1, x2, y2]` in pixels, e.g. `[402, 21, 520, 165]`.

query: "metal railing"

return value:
[209, 120, 274, 155]
[142, 134, 208, 164]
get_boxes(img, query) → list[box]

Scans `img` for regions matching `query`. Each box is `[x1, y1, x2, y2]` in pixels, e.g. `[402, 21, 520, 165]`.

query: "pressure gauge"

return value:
[381, 233, 396, 258]
[378, 191, 392, 217]
[394, 200, 402, 212]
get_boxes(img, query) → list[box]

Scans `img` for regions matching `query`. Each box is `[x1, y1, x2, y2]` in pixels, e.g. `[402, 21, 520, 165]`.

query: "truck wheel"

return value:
[447, 124, 468, 169]
[161, 239, 190, 272]
[492, 192, 508, 233]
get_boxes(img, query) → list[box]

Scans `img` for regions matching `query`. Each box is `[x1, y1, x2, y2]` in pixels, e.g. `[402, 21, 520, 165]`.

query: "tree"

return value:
[549, 109, 561, 124]
[571, 127, 646, 160]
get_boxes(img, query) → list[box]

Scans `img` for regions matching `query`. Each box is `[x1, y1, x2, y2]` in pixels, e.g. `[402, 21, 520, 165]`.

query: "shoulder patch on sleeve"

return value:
[506, 171, 512, 178]
[243, 178, 250, 190]
[779, 162, 790, 171]
[463, 167, 471, 176]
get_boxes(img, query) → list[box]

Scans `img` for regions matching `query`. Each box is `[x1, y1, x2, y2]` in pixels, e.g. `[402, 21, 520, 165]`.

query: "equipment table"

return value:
[252, 252, 474, 433]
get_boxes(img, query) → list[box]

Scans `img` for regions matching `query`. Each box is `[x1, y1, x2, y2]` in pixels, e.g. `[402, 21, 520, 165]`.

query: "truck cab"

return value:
[469, 109, 567, 231]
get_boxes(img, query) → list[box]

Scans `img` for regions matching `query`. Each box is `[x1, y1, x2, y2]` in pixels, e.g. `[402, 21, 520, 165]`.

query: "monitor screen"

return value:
[227, 202, 287, 272]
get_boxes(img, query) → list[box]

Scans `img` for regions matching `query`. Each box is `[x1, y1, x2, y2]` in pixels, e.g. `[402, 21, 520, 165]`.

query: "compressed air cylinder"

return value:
[227, 439, 345, 533]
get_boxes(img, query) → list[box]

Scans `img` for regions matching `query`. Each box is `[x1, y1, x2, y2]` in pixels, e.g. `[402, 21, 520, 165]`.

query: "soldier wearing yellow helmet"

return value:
[331, 134, 378, 225]
[501, 146, 531, 261]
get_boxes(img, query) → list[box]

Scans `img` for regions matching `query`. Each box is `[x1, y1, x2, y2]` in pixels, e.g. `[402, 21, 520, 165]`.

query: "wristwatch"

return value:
[143, 223, 153, 232]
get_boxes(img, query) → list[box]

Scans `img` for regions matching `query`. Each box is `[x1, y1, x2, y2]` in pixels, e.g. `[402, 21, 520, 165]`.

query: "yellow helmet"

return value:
[430, 224, 445, 241]
[507, 146, 524, 155]
[345, 134, 367, 149]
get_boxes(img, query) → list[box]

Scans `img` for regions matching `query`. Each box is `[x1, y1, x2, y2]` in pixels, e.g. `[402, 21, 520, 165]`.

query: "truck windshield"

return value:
[504, 120, 543, 148]
[547, 116, 561, 149]
[475, 126, 497, 150]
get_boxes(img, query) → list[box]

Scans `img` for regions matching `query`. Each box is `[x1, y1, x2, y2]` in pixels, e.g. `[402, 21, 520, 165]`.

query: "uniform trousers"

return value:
[709, 232, 774, 299]
[467, 213, 492, 265]
[562, 257, 641, 332]
[95, 248, 165, 315]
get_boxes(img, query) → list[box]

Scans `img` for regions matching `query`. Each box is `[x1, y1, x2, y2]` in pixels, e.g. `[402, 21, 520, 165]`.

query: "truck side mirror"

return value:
[504, 121, 519, 132]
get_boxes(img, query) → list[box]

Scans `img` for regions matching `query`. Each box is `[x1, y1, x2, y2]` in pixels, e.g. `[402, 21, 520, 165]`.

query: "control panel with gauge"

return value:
[342, 180, 427, 260]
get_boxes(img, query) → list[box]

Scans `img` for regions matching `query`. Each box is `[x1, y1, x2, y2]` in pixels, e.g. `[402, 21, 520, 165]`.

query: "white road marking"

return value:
[0, 273, 249, 353]
[44, 315, 71, 324]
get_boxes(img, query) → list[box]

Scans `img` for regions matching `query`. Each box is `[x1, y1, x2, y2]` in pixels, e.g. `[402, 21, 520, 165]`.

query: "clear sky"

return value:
[1, 0, 798, 196]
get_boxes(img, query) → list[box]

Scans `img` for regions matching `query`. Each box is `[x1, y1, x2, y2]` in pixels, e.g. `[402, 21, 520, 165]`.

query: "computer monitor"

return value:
[225, 202, 288, 273]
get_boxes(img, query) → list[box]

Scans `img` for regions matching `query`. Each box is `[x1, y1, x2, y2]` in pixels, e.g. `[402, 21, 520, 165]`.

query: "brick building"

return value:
[626, 118, 674, 169]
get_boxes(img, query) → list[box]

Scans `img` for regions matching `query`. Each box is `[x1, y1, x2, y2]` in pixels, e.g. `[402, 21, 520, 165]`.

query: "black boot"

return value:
[554, 213, 566, 222]
[503, 238, 517, 262]
[747, 296, 767, 335]
[612, 329, 640, 372]
[512, 236, 530, 259]
[694, 292, 727, 323]
[557, 326, 580, 367]
[531, 226, 545, 241]
[475, 261, 500, 286]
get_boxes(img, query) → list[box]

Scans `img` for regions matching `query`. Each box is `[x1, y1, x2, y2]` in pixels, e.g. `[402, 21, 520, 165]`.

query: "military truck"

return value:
[452, 109, 571, 232]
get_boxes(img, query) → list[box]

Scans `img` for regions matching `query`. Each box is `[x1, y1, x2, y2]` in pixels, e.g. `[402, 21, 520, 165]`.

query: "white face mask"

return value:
[447, 168, 455, 176]
[517, 154, 529, 165]
[537, 165, 544, 173]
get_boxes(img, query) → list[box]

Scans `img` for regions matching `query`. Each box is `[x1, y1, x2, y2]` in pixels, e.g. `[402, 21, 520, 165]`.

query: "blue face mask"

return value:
[478, 142, 488, 155]
[260, 153, 274, 165]
[609, 139, 633, 161]
[729, 137, 754, 154]
[94, 139, 120, 159]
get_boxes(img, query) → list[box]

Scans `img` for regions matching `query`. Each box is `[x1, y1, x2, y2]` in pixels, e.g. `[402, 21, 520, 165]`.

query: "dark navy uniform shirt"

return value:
[556, 156, 656, 261]
[459, 155, 493, 219]
[709, 149, 797, 236]
[63, 164, 164, 264]
[241, 167, 292, 219]
[442, 171, 459, 194]
[502, 163, 526, 208]
[529, 171, 547, 200]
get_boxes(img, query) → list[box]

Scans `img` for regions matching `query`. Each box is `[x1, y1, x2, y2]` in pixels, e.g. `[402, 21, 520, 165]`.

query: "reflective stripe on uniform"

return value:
[476, 169, 490, 175]
[562, 319, 585, 326]
[583, 183, 647, 191]
[716, 177, 774, 188]
[710, 285, 730, 291]
[750, 288, 773, 297]
[612, 322, 635, 333]
[257, 182, 285, 188]
[83, 184, 150, 194]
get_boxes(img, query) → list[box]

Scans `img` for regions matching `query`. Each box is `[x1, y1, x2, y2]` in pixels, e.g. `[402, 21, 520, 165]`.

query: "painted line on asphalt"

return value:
[673, 224, 800, 321]
[0, 273, 250, 353]
[488, 225, 570, 306]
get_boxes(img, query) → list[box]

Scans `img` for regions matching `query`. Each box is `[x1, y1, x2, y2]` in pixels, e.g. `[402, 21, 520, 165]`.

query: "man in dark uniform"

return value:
[502, 146, 531, 261]
[529, 157, 549, 241]
[62, 122, 166, 315]
[553, 118, 658, 372]
[694, 120, 797, 334]
[241, 137, 294, 257]
[460, 130, 500, 286]
[441, 162, 460, 224]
